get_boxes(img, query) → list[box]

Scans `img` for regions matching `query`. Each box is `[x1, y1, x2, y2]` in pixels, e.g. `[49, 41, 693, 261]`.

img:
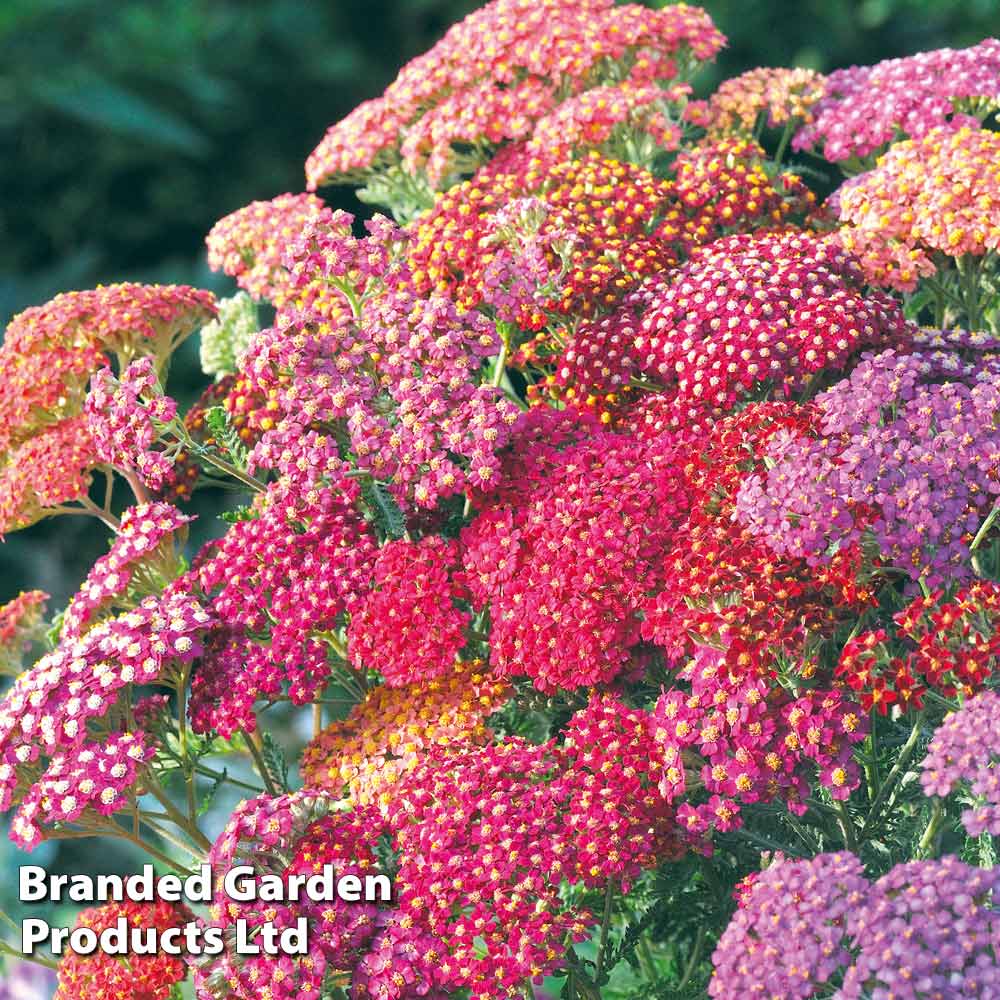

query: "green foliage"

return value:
[205, 405, 249, 467]
[360, 478, 407, 541]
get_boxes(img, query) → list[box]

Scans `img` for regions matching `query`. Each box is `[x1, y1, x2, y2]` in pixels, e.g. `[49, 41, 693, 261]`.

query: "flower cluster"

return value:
[199, 792, 392, 1000]
[838, 581, 1000, 711]
[383, 695, 683, 998]
[921, 690, 1000, 837]
[838, 125, 1000, 292]
[198, 291, 258, 380]
[301, 660, 508, 807]
[462, 410, 689, 691]
[711, 853, 1000, 998]
[793, 39, 1000, 164]
[11, 732, 154, 849]
[187, 480, 376, 736]
[61, 501, 193, 640]
[709, 851, 867, 998]
[631, 231, 909, 429]
[85, 357, 178, 491]
[691, 66, 826, 137]
[0, 588, 212, 841]
[241, 213, 519, 508]
[655, 666, 866, 833]
[205, 192, 330, 303]
[306, 0, 724, 188]
[737, 349, 1000, 586]
[347, 536, 470, 686]
[54, 900, 191, 1000]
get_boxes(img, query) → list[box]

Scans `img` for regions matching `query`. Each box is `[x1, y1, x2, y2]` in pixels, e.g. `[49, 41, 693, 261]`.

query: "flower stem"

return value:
[860, 713, 924, 841]
[594, 879, 615, 982]
[242, 728, 279, 796]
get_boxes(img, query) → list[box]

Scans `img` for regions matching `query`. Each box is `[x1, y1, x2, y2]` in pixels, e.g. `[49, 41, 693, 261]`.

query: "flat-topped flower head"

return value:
[61, 501, 194, 640]
[205, 193, 332, 304]
[921, 690, 1000, 838]
[54, 899, 190, 1000]
[837, 126, 1000, 294]
[0, 590, 48, 675]
[694, 66, 826, 137]
[301, 661, 509, 808]
[794, 39, 1000, 165]
[709, 851, 867, 998]
[306, 0, 724, 189]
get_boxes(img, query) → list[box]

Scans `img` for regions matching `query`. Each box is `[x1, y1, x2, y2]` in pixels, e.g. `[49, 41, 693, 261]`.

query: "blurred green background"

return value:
[0, 0, 998, 987]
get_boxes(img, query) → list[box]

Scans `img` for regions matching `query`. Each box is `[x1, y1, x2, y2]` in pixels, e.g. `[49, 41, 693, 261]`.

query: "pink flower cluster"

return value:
[631, 231, 909, 429]
[85, 357, 178, 491]
[241, 213, 518, 508]
[793, 39, 1000, 163]
[462, 409, 689, 691]
[306, 0, 724, 188]
[205, 192, 331, 303]
[187, 481, 376, 736]
[921, 690, 1000, 838]
[838, 125, 1000, 292]
[347, 535, 470, 687]
[11, 733, 154, 850]
[62, 501, 193, 639]
[655, 659, 866, 835]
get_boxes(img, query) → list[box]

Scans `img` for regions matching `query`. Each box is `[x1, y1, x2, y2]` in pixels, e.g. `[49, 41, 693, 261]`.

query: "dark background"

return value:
[1, 0, 998, 978]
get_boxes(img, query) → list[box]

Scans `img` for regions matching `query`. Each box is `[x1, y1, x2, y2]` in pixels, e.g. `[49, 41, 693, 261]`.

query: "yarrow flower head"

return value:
[85, 357, 179, 491]
[205, 193, 331, 304]
[631, 231, 909, 430]
[197, 792, 394, 1000]
[736, 349, 1000, 587]
[690, 66, 826, 137]
[240, 212, 519, 509]
[837, 581, 1000, 712]
[54, 900, 191, 1000]
[709, 851, 867, 998]
[837, 126, 1000, 294]
[305, 0, 724, 189]
[301, 660, 509, 809]
[187, 480, 377, 737]
[198, 291, 259, 380]
[921, 690, 1000, 838]
[0, 283, 214, 455]
[462, 409, 690, 691]
[62, 501, 194, 640]
[793, 39, 1000, 165]
[11, 732, 155, 850]
[347, 535, 471, 687]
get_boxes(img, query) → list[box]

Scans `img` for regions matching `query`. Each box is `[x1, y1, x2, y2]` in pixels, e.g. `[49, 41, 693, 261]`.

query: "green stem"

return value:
[146, 782, 212, 852]
[917, 800, 946, 858]
[243, 728, 279, 797]
[859, 713, 924, 841]
[193, 764, 263, 794]
[0, 939, 60, 971]
[192, 445, 266, 493]
[594, 879, 615, 982]
[833, 799, 858, 852]
[678, 926, 706, 992]
[176, 663, 196, 822]
[773, 119, 794, 167]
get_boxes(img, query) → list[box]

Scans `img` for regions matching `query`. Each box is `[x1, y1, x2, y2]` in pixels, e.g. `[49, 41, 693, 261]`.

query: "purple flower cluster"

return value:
[711, 853, 1000, 998]
[793, 39, 1000, 163]
[736, 349, 1000, 586]
[840, 857, 1000, 999]
[709, 851, 867, 998]
[922, 690, 1000, 838]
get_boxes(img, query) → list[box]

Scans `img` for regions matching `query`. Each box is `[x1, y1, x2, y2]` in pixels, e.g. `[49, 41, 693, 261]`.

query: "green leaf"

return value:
[361, 479, 406, 540]
[197, 768, 227, 817]
[261, 733, 291, 793]
[205, 406, 249, 468]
